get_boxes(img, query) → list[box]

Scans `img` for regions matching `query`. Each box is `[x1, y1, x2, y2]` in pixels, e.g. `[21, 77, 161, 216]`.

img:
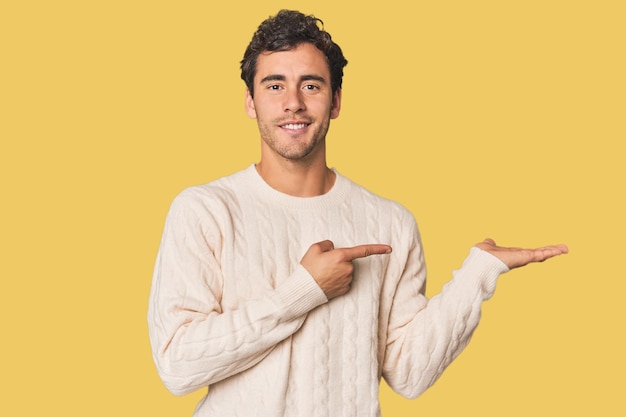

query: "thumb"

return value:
[315, 240, 335, 253]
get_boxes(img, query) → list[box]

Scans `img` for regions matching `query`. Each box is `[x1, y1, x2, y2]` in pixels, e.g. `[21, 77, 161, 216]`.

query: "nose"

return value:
[283, 88, 305, 113]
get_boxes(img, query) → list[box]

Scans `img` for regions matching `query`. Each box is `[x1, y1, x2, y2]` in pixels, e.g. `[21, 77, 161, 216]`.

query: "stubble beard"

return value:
[259, 114, 331, 162]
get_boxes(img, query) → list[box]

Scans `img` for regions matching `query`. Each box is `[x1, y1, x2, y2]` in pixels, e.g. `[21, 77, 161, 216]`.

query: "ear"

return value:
[330, 88, 342, 119]
[245, 88, 257, 119]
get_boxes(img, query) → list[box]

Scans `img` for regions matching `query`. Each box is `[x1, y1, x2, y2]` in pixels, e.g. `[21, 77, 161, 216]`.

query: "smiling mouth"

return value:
[280, 123, 310, 130]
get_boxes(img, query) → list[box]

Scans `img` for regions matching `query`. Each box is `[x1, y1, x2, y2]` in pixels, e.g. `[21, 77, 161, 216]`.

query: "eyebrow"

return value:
[259, 74, 328, 84]
[301, 75, 327, 84]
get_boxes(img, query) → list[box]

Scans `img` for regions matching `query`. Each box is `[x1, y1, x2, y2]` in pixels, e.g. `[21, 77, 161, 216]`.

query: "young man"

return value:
[148, 10, 567, 416]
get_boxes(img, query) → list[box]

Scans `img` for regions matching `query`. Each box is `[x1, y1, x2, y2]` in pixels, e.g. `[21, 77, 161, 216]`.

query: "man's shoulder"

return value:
[340, 173, 415, 220]
[171, 166, 252, 210]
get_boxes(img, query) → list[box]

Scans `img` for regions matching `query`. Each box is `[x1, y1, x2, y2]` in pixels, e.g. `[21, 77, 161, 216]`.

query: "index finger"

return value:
[340, 244, 392, 261]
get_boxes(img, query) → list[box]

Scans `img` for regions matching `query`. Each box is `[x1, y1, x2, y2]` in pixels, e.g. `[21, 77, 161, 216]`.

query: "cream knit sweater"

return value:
[148, 165, 509, 417]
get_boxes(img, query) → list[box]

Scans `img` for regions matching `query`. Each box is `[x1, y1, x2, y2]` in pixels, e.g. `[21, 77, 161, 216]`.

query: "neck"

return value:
[255, 158, 336, 197]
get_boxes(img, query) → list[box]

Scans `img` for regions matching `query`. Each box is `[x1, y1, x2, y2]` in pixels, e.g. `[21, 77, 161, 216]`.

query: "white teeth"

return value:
[283, 123, 307, 130]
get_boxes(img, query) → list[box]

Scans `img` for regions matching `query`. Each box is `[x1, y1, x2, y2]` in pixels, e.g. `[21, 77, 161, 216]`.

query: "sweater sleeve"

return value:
[147, 190, 328, 396]
[381, 219, 509, 398]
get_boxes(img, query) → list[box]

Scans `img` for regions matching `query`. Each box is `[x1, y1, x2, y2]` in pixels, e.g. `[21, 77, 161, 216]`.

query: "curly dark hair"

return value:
[240, 10, 348, 97]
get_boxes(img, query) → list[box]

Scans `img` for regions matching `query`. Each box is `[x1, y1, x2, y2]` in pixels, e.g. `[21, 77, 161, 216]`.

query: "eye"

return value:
[303, 84, 320, 93]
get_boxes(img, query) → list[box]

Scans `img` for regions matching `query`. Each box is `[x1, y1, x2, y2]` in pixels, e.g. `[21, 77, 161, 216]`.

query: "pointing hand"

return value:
[301, 240, 392, 299]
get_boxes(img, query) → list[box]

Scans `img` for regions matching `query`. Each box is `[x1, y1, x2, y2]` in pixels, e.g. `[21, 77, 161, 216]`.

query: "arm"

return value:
[382, 222, 567, 398]
[147, 191, 327, 395]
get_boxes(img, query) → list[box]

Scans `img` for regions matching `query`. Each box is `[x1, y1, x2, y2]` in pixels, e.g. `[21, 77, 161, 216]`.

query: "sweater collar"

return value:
[242, 164, 350, 210]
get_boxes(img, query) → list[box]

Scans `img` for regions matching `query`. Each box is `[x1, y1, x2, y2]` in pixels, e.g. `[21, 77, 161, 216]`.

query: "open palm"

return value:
[475, 238, 568, 269]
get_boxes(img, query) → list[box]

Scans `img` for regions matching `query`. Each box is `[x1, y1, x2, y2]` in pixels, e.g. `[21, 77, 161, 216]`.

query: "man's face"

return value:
[245, 42, 341, 163]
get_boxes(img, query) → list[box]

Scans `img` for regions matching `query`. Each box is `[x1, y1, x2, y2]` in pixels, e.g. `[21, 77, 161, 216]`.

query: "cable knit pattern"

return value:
[147, 164, 509, 417]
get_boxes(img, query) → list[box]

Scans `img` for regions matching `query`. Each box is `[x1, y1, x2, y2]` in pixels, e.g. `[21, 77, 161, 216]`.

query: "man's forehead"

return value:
[254, 44, 330, 81]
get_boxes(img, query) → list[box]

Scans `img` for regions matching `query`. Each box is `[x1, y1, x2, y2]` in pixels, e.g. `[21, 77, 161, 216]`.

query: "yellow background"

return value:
[1, 1, 624, 415]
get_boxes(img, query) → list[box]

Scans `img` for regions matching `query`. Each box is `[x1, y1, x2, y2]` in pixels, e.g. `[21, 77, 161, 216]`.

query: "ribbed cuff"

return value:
[462, 247, 510, 298]
[275, 264, 328, 321]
